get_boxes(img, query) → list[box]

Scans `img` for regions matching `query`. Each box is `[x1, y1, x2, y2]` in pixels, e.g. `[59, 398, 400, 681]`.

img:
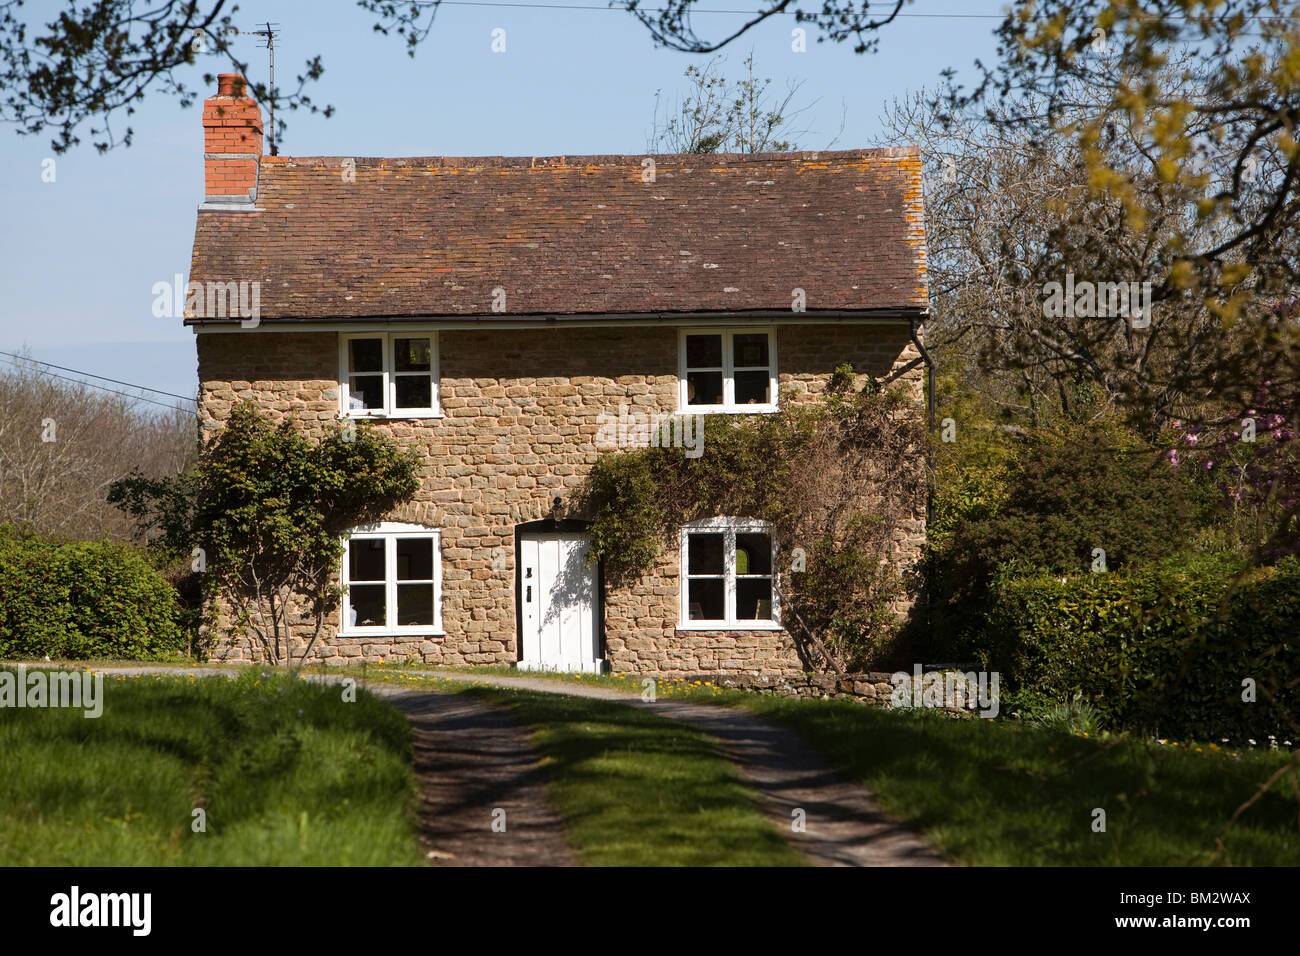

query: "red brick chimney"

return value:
[203, 73, 263, 203]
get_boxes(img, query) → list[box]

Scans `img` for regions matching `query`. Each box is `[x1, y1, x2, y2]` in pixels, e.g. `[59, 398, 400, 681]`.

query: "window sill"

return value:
[339, 628, 446, 638]
[676, 622, 784, 632]
[680, 405, 779, 415]
[342, 411, 445, 421]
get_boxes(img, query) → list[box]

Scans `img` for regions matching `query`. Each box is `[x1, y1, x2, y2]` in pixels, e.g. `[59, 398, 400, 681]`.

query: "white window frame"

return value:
[339, 331, 441, 419]
[340, 522, 443, 635]
[678, 517, 781, 630]
[677, 328, 778, 414]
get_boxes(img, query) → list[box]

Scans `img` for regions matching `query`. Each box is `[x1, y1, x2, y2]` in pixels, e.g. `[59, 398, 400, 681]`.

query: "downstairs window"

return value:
[341, 523, 442, 634]
[679, 518, 780, 629]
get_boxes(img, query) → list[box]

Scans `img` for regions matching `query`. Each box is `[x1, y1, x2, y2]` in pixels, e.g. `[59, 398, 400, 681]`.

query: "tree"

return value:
[875, 63, 1285, 438]
[622, 0, 907, 55]
[953, 1, 1300, 308]
[647, 51, 817, 154]
[1, 1, 867, 156]
[112, 403, 419, 666]
[0, 354, 195, 541]
[868, 8, 1300, 555]
[0, 0, 508, 154]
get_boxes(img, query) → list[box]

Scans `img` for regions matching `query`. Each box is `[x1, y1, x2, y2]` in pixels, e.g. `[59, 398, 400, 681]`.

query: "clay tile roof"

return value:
[187, 147, 927, 322]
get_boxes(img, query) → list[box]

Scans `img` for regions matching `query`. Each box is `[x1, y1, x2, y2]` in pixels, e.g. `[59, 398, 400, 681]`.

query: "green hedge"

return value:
[0, 533, 186, 660]
[978, 557, 1298, 741]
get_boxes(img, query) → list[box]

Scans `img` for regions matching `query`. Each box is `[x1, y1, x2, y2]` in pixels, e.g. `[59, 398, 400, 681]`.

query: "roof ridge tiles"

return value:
[260, 147, 918, 169]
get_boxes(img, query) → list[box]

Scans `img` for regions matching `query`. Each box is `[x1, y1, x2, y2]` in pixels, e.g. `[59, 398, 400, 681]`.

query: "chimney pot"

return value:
[216, 73, 246, 97]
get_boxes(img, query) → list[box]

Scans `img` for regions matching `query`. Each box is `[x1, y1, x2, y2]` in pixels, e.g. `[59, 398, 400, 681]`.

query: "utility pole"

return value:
[251, 22, 280, 156]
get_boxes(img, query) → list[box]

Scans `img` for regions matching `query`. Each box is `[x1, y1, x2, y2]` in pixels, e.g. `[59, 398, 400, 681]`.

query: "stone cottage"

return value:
[187, 73, 929, 674]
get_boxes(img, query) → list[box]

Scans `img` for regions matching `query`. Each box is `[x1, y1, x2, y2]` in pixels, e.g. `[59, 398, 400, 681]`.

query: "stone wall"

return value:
[195, 322, 925, 671]
[696, 669, 988, 717]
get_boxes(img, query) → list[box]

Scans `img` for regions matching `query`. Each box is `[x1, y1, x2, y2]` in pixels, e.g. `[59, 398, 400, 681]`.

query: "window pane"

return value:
[734, 370, 770, 405]
[394, 338, 431, 372]
[737, 578, 773, 620]
[349, 375, 384, 411]
[688, 578, 725, 621]
[735, 532, 772, 575]
[348, 585, 386, 628]
[685, 334, 723, 368]
[395, 375, 432, 409]
[397, 583, 435, 626]
[686, 370, 724, 406]
[349, 538, 385, 581]
[733, 333, 770, 368]
[687, 533, 724, 575]
[396, 538, 433, 580]
[349, 338, 384, 373]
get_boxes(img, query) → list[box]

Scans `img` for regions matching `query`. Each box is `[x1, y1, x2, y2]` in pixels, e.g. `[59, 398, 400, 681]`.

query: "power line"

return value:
[418, 0, 1008, 12]
[0, 350, 197, 403]
[0, 356, 195, 413]
[411, 0, 1300, 19]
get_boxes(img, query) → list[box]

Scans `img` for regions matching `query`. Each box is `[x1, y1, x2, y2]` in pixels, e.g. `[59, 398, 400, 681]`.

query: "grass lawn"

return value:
[469, 686, 804, 866]
[721, 694, 1300, 866]
[0, 670, 423, 865]
[413, 665, 1297, 866]
[11, 660, 1292, 866]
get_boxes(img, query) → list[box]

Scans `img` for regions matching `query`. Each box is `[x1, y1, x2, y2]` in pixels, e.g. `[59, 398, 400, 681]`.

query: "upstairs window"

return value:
[341, 524, 442, 634]
[679, 518, 780, 629]
[679, 329, 777, 413]
[340, 332, 440, 418]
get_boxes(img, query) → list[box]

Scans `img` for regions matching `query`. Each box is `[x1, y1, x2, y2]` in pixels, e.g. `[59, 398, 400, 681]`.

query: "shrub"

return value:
[0, 530, 186, 659]
[1025, 692, 1104, 735]
[111, 402, 421, 666]
[976, 555, 1298, 741]
[920, 421, 1214, 658]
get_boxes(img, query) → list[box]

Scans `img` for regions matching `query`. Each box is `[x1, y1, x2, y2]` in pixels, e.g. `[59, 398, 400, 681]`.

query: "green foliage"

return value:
[196, 403, 420, 663]
[921, 418, 1213, 657]
[738, 691, 1300, 866]
[0, 671, 421, 865]
[793, 527, 905, 668]
[1024, 692, 1104, 735]
[0, 528, 186, 659]
[976, 555, 1298, 741]
[584, 409, 810, 584]
[584, 451, 674, 580]
[111, 403, 421, 665]
[475, 686, 804, 865]
[581, 382, 925, 671]
[108, 470, 197, 558]
[961, 426, 1206, 572]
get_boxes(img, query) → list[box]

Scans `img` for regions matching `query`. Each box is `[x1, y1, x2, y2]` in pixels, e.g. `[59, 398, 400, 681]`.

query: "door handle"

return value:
[526, 585, 532, 602]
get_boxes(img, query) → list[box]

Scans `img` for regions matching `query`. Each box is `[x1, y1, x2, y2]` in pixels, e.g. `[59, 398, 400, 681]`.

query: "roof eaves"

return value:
[185, 307, 927, 329]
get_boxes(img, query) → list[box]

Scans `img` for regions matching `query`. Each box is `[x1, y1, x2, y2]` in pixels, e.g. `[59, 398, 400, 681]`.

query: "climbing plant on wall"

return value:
[579, 367, 926, 673]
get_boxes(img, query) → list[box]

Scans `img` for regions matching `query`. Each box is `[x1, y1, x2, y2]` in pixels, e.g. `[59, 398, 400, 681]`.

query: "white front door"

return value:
[518, 532, 603, 673]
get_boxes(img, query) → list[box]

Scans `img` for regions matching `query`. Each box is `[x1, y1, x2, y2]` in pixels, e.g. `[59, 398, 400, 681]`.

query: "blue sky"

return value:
[0, 1, 1006, 406]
